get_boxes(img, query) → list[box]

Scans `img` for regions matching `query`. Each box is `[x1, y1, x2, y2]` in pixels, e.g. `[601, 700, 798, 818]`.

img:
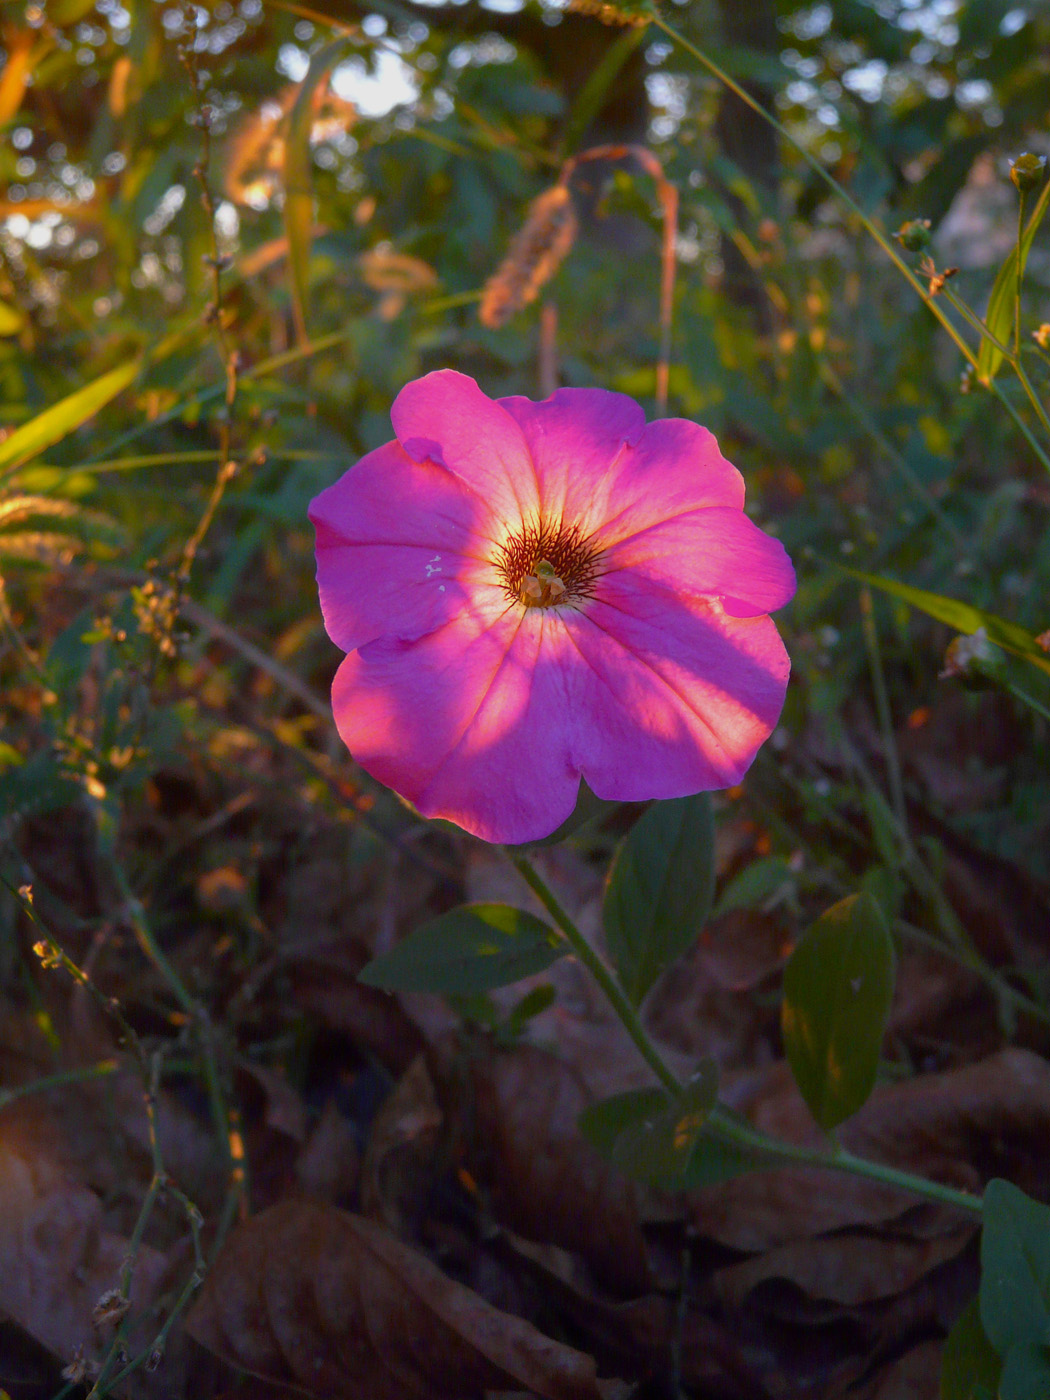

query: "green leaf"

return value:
[358, 903, 565, 994]
[712, 856, 793, 919]
[841, 566, 1050, 680]
[603, 794, 715, 1005]
[284, 39, 350, 343]
[940, 1296, 1002, 1400]
[579, 1087, 669, 1157]
[579, 1062, 719, 1189]
[0, 360, 140, 480]
[781, 893, 896, 1131]
[980, 1179, 1050, 1400]
[977, 175, 1050, 384]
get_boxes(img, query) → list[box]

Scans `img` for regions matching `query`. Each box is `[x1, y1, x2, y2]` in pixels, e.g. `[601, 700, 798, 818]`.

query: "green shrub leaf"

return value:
[578, 1061, 719, 1188]
[980, 1179, 1050, 1400]
[358, 903, 564, 994]
[603, 794, 715, 1005]
[781, 893, 896, 1131]
[940, 1295, 1001, 1400]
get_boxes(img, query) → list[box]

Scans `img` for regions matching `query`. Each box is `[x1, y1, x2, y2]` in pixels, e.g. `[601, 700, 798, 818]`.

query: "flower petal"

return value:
[331, 599, 581, 843]
[591, 418, 746, 546]
[603, 507, 796, 618]
[498, 387, 646, 526]
[309, 441, 495, 652]
[563, 573, 790, 799]
[391, 370, 540, 524]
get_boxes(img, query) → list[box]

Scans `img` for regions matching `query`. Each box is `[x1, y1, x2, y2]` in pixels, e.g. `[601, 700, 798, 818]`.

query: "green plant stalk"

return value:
[1016, 188, 1026, 361]
[652, 15, 1050, 474]
[859, 586, 908, 842]
[0, 1060, 118, 1113]
[510, 851, 983, 1217]
[509, 850, 679, 1094]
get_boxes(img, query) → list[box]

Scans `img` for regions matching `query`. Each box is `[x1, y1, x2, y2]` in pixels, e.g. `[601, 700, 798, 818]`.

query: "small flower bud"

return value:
[940, 627, 1007, 688]
[1010, 153, 1046, 193]
[894, 218, 931, 252]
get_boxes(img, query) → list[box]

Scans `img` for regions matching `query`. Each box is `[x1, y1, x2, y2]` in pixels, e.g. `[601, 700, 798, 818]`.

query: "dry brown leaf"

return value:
[855, 1339, 943, 1399]
[429, 1038, 650, 1295]
[295, 1099, 361, 1205]
[698, 910, 792, 993]
[691, 1049, 1050, 1251]
[712, 1228, 972, 1310]
[360, 1053, 442, 1233]
[0, 1119, 167, 1377]
[503, 1234, 767, 1396]
[186, 1199, 602, 1400]
[290, 946, 425, 1076]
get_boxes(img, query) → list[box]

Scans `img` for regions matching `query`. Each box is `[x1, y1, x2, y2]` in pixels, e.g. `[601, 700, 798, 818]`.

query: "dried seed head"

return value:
[93, 1288, 132, 1328]
[479, 184, 578, 329]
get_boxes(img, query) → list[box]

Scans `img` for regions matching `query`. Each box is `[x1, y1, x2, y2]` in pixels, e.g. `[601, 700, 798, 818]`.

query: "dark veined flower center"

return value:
[494, 520, 603, 609]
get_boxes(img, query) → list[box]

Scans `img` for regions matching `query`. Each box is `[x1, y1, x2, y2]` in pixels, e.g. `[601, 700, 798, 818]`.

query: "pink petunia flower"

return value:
[309, 371, 795, 844]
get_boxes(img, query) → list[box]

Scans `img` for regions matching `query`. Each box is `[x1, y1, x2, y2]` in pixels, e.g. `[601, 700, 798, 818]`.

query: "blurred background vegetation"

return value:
[1, 0, 1050, 1394]
[4, 0, 1049, 876]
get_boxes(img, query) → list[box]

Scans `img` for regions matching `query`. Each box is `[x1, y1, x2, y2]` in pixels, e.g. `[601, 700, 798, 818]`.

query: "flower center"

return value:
[494, 520, 603, 609]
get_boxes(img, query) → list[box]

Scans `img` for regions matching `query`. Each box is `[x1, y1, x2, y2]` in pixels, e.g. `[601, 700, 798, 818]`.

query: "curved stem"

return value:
[508, 850, 983, 1218]
[509, 850, 679, 1094]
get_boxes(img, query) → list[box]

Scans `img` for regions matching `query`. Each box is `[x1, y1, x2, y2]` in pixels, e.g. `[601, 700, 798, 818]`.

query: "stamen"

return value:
[494, 522, 602, 609]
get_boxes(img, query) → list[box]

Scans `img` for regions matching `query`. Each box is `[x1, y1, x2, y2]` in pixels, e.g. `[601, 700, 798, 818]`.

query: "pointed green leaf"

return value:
[603, 794, 715, 1005]
[358, 903, 564, 994]
[781, 893, 896, 1131]
[842, 566, 1050, 679]
[0, 360, 140, 480]
[284, 39, 349, 342]
[940, 1296, 1001, 1400]
[977, 175, 1050, 384]
[579, 1062, 719, 1189]
[980, 1179, 1050, 1400]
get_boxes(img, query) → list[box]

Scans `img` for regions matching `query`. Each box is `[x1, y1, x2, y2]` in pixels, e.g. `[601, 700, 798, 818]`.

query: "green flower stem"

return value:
[510, 850, 983, 1218]
[509, 850, 679, 1094]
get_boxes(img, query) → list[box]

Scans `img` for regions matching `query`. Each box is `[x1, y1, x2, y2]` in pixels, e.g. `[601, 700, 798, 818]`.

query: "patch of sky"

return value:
[842, 59, 888, 102]
[332, 52, 418, 118]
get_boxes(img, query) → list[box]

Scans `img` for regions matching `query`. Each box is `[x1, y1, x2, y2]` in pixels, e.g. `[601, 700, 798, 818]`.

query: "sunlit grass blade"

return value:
[977, 176, 1050, 385]
[0, 360, 140, 481]
[841, 565, 1050, 679]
